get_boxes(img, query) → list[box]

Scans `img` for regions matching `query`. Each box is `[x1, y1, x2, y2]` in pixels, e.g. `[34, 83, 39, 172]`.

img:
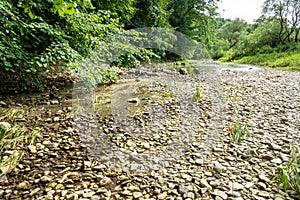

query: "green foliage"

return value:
[236, 53, 300, 71]
[262, 0, 300, 43]
[278, 146, 300, 197]
[213, 15, 300, 70]
[228, 120, 250, 143]
[19, 0, 94, 18]
[168, 0, 219, 46]
[1, 0, 221, 91]
[0, 0, 121, 91]
[217, 18, 248, 49]
[99, 69, 119, 85]
[92, 0, 136, 25]
[235, 44, 300, 71]
[130, 0, 171, 28]
[112, 48, 159, 68]
[64, 11, 121, 56]
[0, 108, 41, 175]
[210, 39, 230, 59]
[195, 82, 202, 102]
[210, 18, 251, 60]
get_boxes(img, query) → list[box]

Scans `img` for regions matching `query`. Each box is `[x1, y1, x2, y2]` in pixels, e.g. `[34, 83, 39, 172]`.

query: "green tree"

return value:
[168, 0, 220, 45]
[262, 0, 300, 43]
[128, 0, 171, 28]
[217, 18, 248, 49]
[0, 0, 121, 91]
[91, 0, 136, 26]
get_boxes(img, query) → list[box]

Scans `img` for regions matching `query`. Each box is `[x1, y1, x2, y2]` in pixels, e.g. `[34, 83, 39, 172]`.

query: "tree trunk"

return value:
[295, 29, 300, 42]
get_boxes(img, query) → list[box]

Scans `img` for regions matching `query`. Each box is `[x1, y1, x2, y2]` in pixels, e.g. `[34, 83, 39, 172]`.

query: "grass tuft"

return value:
[278, 146, 300, 197]
[195, 82, 202, 102]
[0, 108, 41, 175]
[228, 120, 250, 143]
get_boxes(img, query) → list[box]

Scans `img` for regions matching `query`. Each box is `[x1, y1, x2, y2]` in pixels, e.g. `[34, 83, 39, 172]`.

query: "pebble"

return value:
[0, 101, 7, 107]
[91, 196, 100, 200]
[41, 176, 52, 183]
[133, 191, 143, 198]
[257, 182, 266, 190]
[258, 174, 270, 183]
[212, 190, 228, 199]
[157, 192, 168, 200]
[142, 142, 150, 149]
[257, 190, 270, 198]
[30, 188, 40, 196]
[245, 182, 254, 189]
[28, 145, 37, 153]
[66, 193, 78, 200]
[17, 181, 29, 189]
[230, 182, 244, 191]
[271, 158, 282, 164]
[51, 100, 59, 105]
[200, 179, 212, 190]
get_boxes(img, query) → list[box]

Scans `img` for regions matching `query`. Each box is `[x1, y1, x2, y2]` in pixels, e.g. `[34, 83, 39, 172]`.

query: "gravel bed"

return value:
[0, 65, 299, 199]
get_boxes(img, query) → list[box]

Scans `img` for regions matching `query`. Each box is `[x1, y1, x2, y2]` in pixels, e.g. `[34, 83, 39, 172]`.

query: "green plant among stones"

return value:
[228, 120, 250, 143]
[278, 146, 300, 197]
[161, 92, 175, 98]
[0, 108, 25, 121]
[195, 82, 202, 102]
[0, 107, 41, 175]
[0, 123, 41, 175]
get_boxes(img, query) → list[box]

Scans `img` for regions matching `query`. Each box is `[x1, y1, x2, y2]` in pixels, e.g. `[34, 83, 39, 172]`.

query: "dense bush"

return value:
[0, 1, 122, 91]
[0, 0, 221, 92]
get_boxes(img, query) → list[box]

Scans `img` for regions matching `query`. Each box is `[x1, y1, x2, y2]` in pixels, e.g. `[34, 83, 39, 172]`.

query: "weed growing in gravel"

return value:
[224, 93, 239, 104]
[0, 125, 41, 175]
[228, 120, 250, 143]
[278, 146, 300, 197]
[0, 108, 41, 175]
[161, 91, 175, 98]
[0, 108, 25, 121]
[195, 82, 202, 102]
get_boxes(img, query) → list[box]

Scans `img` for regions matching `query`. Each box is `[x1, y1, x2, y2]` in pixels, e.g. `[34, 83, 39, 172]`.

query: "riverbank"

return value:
[0, 64, 299, 199]
[224, 52, 300, 72]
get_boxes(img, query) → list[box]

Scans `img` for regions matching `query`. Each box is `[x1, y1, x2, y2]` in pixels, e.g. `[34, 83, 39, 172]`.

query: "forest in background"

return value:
[0, 0, 299, 91]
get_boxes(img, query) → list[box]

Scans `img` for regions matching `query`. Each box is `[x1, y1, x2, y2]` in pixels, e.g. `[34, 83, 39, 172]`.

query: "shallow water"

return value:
[192, 61, 261, 73]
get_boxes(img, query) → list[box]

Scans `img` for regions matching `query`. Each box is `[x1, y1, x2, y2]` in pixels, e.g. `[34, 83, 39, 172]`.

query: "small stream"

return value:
[191, 61, 261, 73]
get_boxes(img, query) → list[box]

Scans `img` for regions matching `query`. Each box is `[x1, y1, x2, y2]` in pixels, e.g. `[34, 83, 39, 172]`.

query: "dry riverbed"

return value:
[0, 64, 299, 199]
